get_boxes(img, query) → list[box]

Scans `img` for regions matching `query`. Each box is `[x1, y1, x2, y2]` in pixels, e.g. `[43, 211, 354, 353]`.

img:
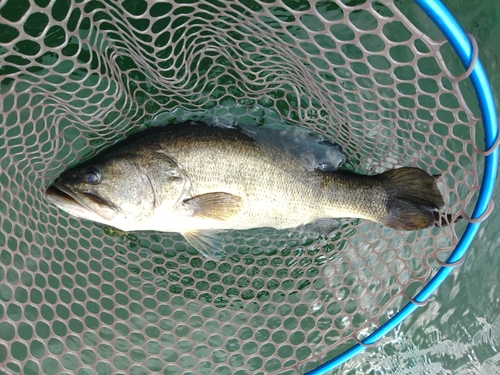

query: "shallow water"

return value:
[330, 1, 500, 373]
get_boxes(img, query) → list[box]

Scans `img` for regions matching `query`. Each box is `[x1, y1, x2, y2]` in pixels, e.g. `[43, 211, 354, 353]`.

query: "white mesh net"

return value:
[0, 0, 486, 374]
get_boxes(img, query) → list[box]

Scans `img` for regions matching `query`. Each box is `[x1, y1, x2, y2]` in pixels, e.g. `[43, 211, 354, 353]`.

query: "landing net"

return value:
[0, 1, 497, 374]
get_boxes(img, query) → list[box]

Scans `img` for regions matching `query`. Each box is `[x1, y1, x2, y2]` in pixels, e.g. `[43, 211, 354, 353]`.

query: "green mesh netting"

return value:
[0, 1, 482, 374]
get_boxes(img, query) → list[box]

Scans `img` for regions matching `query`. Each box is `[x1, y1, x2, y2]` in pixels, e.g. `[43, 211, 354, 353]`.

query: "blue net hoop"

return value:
[306, 0, 499, 373]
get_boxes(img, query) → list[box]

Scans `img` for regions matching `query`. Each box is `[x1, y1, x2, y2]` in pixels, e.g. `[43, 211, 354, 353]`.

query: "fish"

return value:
[45, 121, 445, 259]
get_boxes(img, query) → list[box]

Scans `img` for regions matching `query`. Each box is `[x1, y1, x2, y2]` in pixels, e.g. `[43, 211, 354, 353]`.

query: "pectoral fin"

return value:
[183, 230, 226, 260]
[183, 192, 243, 220]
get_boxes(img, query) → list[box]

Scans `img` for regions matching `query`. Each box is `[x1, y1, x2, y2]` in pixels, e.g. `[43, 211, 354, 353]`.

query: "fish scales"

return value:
[149, 124, 335, 230]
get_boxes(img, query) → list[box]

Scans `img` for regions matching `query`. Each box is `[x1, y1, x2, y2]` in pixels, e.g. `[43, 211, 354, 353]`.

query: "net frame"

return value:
[307, 0, 499, 373]
[0, 0, 498, 374]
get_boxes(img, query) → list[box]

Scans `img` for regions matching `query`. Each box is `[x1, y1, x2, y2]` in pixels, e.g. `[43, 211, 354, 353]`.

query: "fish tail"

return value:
[381, 167, 444, 231]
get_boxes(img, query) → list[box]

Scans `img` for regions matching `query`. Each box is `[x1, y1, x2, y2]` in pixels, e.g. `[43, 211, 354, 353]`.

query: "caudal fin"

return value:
[381, 167, 444, 231]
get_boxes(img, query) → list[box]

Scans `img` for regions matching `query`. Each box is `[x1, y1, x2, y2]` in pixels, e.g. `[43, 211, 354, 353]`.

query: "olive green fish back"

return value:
[0, 1, 486, 374]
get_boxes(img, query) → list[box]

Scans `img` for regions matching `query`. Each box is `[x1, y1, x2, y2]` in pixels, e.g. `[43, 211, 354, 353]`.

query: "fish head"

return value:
[45, 152, 161, 229]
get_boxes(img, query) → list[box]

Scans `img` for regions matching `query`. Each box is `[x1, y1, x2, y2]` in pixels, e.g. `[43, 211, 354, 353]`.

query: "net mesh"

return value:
[0, 0, 484, 374]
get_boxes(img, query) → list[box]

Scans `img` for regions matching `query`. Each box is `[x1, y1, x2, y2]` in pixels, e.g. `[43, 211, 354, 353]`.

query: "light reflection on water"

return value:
[333, 156, 500, 375]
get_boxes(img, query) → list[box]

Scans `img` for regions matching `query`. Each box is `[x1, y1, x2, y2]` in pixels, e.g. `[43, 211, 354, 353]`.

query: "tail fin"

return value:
[381, 167, 444, 231]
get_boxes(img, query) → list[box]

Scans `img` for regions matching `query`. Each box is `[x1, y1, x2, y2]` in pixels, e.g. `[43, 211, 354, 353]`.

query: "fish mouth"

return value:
[45, 183, 118, 220]
[45, 184, 83, 207]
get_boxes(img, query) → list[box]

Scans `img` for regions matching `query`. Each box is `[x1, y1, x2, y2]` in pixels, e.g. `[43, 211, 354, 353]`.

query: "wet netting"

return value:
[0, 0, 498, 374]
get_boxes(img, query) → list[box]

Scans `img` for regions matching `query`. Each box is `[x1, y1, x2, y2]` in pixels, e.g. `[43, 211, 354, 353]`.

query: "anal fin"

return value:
[300, 218, 341, 236]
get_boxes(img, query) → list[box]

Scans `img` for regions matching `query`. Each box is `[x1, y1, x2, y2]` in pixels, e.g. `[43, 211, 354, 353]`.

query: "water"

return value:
[329, 1, 500, 373]
[0, 1, 498, 374]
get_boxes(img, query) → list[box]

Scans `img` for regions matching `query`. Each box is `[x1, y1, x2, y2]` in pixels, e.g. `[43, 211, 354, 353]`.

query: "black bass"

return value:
[45, 121, 445, 258]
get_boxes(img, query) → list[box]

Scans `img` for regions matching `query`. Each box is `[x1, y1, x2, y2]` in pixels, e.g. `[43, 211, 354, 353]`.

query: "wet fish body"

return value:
[45, 121, 445, 258]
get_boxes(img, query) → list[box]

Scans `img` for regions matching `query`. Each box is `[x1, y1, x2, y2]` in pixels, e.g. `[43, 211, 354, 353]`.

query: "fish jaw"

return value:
[44, 184, 118, 225]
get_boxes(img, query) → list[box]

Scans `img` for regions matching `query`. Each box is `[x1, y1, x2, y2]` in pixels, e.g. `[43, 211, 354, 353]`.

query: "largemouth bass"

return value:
[45, 121, 445, 259]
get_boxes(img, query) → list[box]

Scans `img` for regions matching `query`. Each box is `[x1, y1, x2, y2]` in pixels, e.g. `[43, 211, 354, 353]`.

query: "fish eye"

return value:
[83, 166, 101, 184]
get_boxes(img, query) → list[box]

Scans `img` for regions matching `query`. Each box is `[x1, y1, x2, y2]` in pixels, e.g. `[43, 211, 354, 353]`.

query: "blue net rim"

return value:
[306, 0, 499, 374]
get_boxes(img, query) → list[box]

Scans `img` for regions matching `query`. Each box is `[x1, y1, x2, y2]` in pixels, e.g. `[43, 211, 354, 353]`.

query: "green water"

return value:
[0, 0, 499, 374]
[332, 1, 500, 374]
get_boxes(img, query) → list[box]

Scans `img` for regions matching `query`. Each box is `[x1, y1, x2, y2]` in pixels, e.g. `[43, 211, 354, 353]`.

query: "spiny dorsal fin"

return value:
[183, 192, 244, 220]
